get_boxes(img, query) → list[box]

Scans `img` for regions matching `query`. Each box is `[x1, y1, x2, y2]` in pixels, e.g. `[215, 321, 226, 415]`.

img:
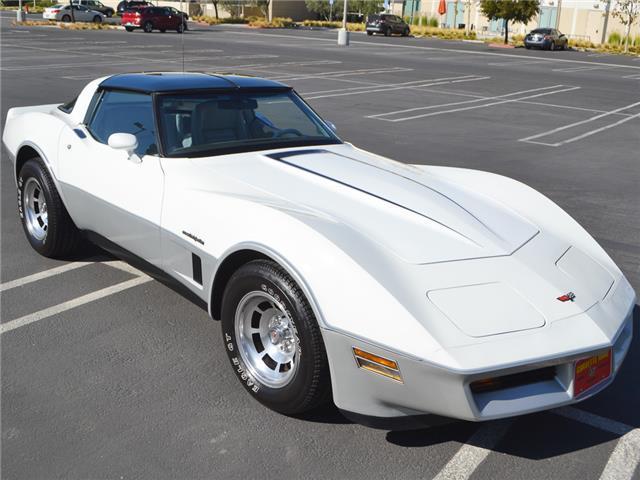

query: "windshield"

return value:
[157, 90, 340, 157]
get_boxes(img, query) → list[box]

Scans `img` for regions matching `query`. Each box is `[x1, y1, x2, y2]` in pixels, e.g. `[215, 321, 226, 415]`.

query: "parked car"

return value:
[3, 72, 635, 426]
[116, 0, 152, 15]
[72, 0, 114, 17]
[366, 14, 410, 37]
[44, 4, 105, 22]
[525, 28, 569, 50]
[122, 6, 187, 33]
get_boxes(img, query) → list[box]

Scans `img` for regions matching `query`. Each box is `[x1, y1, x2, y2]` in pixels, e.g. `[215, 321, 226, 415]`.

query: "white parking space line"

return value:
[622, 73, 640, 79]
[519, 100, 640, 146]
[553, 407, 640, 480]
[487, 60, 548, 67]
[433, 420, 513, 480]
[305, 75, 488, 100]
[0, 262, 91, 292]
[552, 65, 610, 73]
[369, 85, 579, 122]
[270, 66, 413, 82]
[2, 60, 156, 72]
[0, 275, 152, 335]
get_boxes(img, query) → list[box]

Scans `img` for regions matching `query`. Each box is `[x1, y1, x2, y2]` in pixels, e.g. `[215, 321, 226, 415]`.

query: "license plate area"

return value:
[574, 350, 611, 397]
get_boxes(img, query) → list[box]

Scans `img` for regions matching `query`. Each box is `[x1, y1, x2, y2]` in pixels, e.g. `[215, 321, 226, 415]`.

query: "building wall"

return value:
[402, 0, 639, 44]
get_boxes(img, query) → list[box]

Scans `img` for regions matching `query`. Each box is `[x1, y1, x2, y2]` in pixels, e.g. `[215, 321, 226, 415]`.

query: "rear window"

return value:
[367, 14, 380, 22]
[531, 28, 552, 34]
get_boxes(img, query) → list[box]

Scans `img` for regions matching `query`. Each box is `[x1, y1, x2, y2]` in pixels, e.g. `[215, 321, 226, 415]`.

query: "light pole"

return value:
[338, 0, 349, 45]
[17, 0, 25, 22]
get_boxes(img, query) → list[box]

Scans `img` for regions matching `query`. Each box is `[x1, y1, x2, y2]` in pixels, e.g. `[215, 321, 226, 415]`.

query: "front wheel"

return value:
[221, 259, 331, 415]
[143, 20, 153, 32]
[18, 158, 81, 258]
[402, 27, 409, 36]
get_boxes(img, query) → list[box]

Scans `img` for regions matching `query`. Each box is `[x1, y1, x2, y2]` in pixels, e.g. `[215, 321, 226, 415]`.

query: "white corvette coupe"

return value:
[2, 73, 635, 428]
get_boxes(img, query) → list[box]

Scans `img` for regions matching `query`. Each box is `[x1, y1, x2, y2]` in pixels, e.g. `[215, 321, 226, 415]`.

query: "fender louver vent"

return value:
[192, 253, 203, 285]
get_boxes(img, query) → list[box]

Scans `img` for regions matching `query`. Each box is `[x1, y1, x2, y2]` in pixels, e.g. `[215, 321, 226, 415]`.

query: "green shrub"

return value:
[248, 17, 294, 28]
[429, 17, 438, 27]
[192, 15, 247, 25]
[608, 31, 622, 45]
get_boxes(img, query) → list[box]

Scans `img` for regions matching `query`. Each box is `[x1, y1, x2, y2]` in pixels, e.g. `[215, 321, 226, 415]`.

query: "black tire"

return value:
[61, 14, 71, 22]
[18, 158, 81, 259]
[384, 26, 390, 37]
[525, 44, 531, 49]
[402, 27, 409, 36]
[159, 28, 166, 32]
[143, 20, 153, 32]
[221, 259, 331, 415]
[366, 30, 373, 36]
[125, 26, 134, 32]
[93, 15, 102, 23]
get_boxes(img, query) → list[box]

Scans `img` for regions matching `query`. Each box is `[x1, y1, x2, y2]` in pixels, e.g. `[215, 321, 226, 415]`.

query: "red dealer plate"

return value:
[574, 350, 611, 397]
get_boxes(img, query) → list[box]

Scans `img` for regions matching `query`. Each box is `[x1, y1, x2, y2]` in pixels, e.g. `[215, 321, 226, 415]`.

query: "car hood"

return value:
[194, 144, 540, 264]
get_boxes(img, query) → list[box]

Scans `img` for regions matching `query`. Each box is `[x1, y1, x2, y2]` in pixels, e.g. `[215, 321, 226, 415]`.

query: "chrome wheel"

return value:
[234, 291, 299, 388]
[23, 178, 48, 241]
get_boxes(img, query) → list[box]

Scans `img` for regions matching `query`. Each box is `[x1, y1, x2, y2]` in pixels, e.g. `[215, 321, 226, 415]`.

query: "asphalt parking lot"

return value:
[1, 12, 639, 479]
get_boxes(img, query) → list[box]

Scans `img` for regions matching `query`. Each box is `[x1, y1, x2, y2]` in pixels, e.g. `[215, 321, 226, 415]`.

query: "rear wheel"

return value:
[366, 30, 373, 36]
[61, 14, 71, 22]
[384, 26, 390, 36]
[221, 259, 331, 415]
[18, 158, 82, 258]
[125, 26, 134, 32]
[93, 15, 102, 23]
[143, 20, 153, 32]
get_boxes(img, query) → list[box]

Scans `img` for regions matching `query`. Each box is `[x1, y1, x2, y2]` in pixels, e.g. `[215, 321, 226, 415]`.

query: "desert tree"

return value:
[480, 0, 540, 44]
[610, 0, 640, 52]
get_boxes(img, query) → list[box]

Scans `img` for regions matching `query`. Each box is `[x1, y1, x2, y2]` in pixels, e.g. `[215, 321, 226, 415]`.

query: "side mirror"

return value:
[326, 121, 337, 132]
[108, 133, 140, 162]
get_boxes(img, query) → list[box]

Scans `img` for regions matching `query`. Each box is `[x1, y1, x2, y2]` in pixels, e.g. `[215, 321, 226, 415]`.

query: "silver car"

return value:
[44, 4, 106, 22]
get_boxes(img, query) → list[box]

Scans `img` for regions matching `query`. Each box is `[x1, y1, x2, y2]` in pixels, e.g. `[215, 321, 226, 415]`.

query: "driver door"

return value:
[58, 89, 164, 264]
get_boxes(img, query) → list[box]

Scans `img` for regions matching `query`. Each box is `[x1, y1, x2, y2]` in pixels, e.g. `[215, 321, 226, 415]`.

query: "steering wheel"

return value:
[274, 128, 303, 138]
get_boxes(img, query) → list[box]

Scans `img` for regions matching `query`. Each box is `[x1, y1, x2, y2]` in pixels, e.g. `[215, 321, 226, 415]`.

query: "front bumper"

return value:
[323, 284, 634, 423]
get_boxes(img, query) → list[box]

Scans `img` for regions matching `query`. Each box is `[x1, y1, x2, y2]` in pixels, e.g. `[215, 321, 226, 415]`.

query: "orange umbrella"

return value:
[438, 0, 447, 15]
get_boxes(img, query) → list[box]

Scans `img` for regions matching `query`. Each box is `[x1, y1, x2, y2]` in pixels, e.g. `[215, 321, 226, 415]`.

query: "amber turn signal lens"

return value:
[352, 347, 398, 370]
[352, 347, 403, 383]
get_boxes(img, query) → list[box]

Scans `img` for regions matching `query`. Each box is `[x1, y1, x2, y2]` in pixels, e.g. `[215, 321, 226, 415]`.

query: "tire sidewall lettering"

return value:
[225, 334, 260, 394]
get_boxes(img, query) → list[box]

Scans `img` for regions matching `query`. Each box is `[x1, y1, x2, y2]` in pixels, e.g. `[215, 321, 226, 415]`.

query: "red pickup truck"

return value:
[122, 6, 188, 33]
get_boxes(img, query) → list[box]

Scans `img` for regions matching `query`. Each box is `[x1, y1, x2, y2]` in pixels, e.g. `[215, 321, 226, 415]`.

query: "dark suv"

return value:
[122, 6, 188, 33]
[366, 14, 410, 37]
[116, 0, 152, 15]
